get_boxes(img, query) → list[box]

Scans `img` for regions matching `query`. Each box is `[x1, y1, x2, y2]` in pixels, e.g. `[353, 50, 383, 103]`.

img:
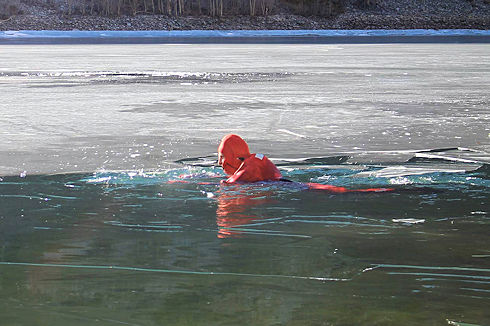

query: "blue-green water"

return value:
[1, 160, 489, 325]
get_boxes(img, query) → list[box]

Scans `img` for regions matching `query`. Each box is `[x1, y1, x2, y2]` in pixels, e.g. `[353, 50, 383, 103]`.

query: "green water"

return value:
[1, 163, 488, 325]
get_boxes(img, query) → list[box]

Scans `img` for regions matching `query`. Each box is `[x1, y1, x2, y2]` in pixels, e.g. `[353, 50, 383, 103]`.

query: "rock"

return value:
[0, 0, 489, 31]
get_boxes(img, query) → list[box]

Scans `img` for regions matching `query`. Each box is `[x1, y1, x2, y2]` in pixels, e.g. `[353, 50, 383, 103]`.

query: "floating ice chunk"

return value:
[471, 211, 487, 215]
[392, 218, 425, 225]
[389, 176, 412, 185]
[447, 320, 484, 326]
[358, 166, 466, 179]
[471, 254, 490, 258]
[86, 176, 112, 183]
[201, 190, 215, 198]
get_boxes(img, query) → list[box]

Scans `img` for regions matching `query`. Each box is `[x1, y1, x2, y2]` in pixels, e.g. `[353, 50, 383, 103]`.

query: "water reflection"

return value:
[216, 185, 275, 238]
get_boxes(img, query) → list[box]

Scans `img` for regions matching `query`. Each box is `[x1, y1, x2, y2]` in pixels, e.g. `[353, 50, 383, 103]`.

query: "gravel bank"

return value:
[1, 0, 489, 30]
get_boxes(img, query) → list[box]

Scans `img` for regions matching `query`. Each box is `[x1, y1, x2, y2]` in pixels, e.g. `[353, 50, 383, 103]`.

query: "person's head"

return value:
[218, 134, 251, 175]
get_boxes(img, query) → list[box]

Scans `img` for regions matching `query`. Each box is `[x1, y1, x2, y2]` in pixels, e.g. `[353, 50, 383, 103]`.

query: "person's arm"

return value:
[222, 160, 247, 184]
[224, 169, 246, 183]
[222, 159, 257, 183]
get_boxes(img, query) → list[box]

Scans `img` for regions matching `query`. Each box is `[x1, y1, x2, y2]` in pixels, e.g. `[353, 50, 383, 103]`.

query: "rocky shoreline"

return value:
[1, 0, 489, 31]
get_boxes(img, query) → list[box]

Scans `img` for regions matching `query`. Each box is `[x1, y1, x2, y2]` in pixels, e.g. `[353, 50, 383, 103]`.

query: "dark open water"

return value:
[0, 43, 489, 325]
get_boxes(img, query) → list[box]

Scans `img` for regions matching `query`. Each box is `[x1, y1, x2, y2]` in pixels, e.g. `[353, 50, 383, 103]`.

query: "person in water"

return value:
[217, 134, 393, 193]
[218, 134, 282, 183]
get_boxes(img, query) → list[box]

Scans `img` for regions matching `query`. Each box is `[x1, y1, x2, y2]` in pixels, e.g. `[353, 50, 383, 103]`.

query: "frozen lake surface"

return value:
[0, 43, 489, 325]
[1, 43, 489, 174]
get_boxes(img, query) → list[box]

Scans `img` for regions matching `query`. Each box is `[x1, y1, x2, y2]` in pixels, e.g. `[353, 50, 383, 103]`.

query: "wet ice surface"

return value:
[0, 43, 489, 325]
[0, 44, 489, 174]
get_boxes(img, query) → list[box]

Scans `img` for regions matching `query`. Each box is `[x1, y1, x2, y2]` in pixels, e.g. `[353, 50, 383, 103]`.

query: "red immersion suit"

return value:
[218, 134, 282, 183]
[217, 134, 393, 193]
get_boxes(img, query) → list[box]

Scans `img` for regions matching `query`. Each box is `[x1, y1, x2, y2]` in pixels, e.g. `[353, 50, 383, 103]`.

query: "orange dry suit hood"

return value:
[218, 134, 251, 175]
